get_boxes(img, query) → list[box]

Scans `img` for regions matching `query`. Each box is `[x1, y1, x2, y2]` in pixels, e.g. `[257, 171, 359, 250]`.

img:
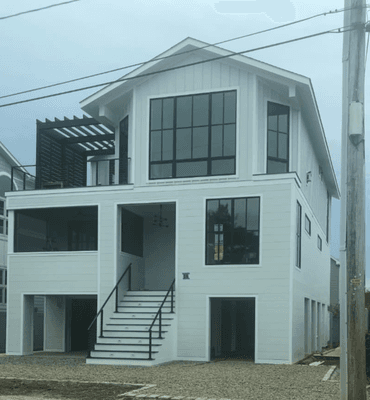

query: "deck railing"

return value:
[87, 263, 132, 340]
[10, 158, 131, 191]
[148, 278, 175, 360]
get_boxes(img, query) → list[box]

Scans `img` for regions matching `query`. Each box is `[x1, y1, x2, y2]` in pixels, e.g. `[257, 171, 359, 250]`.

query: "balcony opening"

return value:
[14, 206, 98, 252]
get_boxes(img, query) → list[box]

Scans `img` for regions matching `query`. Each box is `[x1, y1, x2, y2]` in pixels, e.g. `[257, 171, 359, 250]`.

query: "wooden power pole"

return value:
[340, 0, 367, 399]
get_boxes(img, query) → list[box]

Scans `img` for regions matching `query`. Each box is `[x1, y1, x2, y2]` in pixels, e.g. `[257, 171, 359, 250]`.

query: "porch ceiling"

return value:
[37, 115, 116, 156]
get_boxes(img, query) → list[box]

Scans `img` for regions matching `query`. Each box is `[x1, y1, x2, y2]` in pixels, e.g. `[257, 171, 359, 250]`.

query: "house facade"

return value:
[0, 141, 43, 352]
[6, 38, 339, 365]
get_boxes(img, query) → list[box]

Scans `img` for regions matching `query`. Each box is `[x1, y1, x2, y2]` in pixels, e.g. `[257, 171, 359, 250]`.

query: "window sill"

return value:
[147, 175, 238, 186]
[203, 264, 261, 268]
[9, 251, 98, 256]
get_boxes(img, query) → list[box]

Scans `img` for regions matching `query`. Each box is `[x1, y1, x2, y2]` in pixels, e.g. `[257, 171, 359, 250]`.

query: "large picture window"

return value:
[206, 197, 260, 265]
[267, 102, 289, 174]
[150, 90, 236, 179]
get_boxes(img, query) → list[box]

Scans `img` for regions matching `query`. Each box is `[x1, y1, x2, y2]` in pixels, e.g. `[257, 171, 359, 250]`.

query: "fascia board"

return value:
[0, 141, 27, 172]
[80, 37, 311, 110]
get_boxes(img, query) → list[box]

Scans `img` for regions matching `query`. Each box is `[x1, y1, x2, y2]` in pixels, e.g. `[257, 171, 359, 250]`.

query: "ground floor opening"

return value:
[210, 297, 255, 361]
[65, 296, 97, 352]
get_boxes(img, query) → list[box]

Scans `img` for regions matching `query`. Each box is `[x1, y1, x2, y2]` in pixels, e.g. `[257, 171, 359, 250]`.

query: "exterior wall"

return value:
[44, 296, 65, 352]
[291, 184, 331, 362]
[297, 115, 329, 234]
[7, 178, 293, 361]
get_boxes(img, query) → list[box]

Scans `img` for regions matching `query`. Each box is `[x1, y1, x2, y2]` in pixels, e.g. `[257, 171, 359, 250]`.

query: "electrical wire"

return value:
[0, 25, 356, 109]
[0, 4, 362, 101]
[0, 0, 80, 20]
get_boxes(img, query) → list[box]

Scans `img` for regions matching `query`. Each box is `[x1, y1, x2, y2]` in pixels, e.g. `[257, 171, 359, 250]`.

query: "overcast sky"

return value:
[1, 0, 369, 283]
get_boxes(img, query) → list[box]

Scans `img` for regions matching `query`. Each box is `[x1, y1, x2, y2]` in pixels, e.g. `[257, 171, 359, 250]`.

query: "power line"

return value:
[0, 25, 355, 109]
[0, 0, 80, 20]
[0, 5, 361, 100]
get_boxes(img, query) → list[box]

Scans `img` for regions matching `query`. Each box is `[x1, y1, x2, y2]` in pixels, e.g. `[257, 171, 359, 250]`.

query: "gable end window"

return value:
[206, 197, 260, 265]
[267, 102, 289, 174]
[318, 235, 322, 251]
[305, 214, 311, 236]
[296, 201, 302, 268]
[150, 90, 236, 179]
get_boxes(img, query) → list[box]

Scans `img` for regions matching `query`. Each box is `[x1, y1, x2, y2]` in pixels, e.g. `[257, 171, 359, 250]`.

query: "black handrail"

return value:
[148, 279, 175, 360]
[87, 263, 132, 338]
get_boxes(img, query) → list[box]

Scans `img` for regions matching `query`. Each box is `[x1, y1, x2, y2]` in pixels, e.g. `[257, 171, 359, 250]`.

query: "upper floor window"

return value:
[150, 90, 236, 179]
[317, 235, 322, 251]
[326, 191, 330, 242]
[206, 197, 260, 265]
[0, 268, 6, 305]
[0, 198, 7, 235]
[267, 102, 289, 174]
[296, 201, 302, 268]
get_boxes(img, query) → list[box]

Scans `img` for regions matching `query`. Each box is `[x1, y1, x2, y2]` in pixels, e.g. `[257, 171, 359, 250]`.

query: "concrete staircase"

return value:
[86, 290, 176, 366]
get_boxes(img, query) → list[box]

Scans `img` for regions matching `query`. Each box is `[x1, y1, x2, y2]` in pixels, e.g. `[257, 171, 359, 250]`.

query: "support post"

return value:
[340, 1, 367, 398]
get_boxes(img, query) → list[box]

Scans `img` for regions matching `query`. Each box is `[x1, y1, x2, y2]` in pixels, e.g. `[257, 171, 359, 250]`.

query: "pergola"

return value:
[35, 115, 116, 189]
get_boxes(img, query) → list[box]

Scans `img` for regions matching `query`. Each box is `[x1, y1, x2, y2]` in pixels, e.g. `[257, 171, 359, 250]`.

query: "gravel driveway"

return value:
[0, 352, 359, 400]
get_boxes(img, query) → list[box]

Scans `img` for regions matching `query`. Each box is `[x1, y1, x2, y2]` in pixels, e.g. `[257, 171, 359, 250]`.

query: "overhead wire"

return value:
[0, 25, 357, 109]
[0, 4, 362, 101]
[0, 0, 80, 20]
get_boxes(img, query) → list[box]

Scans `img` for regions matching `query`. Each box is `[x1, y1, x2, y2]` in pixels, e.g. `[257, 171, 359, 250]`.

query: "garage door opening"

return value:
[210, 297, 255, 361]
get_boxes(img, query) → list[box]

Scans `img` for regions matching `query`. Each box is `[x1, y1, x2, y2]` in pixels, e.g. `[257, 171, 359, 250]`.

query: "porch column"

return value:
[44, 296, 65, 352]
[22, 295, 34, 355]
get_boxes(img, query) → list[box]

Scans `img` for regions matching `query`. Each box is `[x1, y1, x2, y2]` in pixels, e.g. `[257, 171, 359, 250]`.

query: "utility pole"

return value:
[340, 0, 367, 399]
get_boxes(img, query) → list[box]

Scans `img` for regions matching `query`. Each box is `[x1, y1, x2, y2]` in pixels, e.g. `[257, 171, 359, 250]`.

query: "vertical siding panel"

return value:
[211, 62, 221, 88]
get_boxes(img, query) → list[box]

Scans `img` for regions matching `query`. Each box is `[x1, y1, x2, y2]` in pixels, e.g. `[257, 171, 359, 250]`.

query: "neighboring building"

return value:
[329, 256, 340, 347]
[0, 141, 43, 352]
[6, 38, 339, 365]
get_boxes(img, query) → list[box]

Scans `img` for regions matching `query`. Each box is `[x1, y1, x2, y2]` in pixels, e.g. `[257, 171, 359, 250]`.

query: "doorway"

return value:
[65, 297, 97, 352]
[210, 297, 255, 361]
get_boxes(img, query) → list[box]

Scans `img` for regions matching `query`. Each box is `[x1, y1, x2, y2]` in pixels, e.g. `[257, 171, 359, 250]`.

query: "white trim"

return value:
[289, 183, 295, 363]
[206, 294, 258, 363]
[145, 87, 240, 185]
[202, 193, 263, 268]
[9, 251, 98, 257]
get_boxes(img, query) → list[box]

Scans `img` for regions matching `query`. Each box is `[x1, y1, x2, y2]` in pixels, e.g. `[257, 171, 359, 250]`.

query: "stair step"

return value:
[90, 350, 158, 358]
[122, 294, 175, 300]
[116, 307, 175, 313]
[86, 357, 157, 366]
[97, 337, 165, 345]
[104, 324, 170, 331]
[95, 343, 161, 351]
[101, 330, 168, 338]
[118, 301, 174, 307]
[109, 318, 174, 323]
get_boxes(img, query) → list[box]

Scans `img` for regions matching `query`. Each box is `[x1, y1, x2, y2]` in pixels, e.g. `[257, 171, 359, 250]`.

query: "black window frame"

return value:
[149, 90, 237, 180]
[317, 235, 322, 251]
[267, 102, 290, 174]
[205, 196, 260, 265]
[305, 214, 311, 236]
[0, 268, 6, 305]
[326, 191, 330, 243]
[296, 201, 302, 268]
[0, 198, 7, 236]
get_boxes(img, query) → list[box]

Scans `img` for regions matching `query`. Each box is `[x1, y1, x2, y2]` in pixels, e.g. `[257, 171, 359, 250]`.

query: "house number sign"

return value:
[351, 278, 361, 286]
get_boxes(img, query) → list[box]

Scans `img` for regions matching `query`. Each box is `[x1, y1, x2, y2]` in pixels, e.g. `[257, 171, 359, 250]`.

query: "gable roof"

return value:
[0, 141, 28, 173]
[80, 37, 340, 199]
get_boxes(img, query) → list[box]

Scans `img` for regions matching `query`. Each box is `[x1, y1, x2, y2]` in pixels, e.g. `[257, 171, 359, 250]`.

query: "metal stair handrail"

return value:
[87, 263, 132, 337]
[148, 279, 175, 360]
